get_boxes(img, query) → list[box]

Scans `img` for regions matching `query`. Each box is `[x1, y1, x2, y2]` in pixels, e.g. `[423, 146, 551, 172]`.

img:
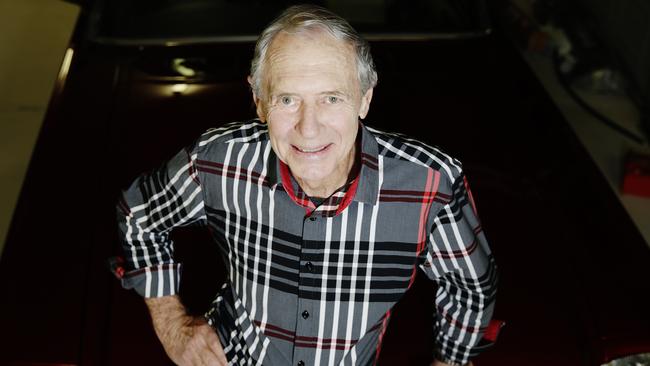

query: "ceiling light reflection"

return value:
[58, 47, 74, 83]
[171, 83, 189, 95]
[172, 58, 197, 77]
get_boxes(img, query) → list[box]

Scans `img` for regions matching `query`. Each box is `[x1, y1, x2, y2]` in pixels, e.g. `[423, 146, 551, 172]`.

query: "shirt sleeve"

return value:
[114, 142, 206, 298]
[420, 173, 498, 365]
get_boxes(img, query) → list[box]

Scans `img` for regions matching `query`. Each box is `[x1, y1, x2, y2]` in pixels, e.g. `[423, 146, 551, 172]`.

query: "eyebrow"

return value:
[318, 91, 348, 97]
[271, 91, 349, 98]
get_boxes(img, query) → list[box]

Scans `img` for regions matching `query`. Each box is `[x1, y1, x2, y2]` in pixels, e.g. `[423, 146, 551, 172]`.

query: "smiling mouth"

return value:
[292, 144, 331, 153]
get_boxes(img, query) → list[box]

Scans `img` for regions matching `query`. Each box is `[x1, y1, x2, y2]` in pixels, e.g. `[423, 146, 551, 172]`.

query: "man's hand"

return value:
[432, 360, 475, 366]
[145, 295, 227, 366]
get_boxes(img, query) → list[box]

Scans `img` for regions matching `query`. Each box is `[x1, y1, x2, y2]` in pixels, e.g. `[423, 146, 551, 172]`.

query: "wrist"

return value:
[432, 359, 474, 366]
[145, 295, 190, 338]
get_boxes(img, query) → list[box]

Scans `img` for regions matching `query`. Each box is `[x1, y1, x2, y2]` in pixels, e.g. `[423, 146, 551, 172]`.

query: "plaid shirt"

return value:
[116, 120, 497, 365]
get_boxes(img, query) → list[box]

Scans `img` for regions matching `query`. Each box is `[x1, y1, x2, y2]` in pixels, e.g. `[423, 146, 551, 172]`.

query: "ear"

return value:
[358, 87, 373, 120]
[248, 75, 266, 122]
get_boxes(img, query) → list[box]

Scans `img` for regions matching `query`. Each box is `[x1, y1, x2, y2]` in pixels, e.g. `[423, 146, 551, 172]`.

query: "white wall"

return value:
[0, 0, 79, 254]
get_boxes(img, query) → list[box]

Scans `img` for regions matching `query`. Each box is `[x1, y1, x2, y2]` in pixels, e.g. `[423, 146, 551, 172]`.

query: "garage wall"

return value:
[573, 0, 650, 105]
[0, 0, 80, 255]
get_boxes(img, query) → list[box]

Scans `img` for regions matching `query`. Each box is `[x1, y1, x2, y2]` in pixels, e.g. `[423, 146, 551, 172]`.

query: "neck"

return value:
[296, 177, 344, 198]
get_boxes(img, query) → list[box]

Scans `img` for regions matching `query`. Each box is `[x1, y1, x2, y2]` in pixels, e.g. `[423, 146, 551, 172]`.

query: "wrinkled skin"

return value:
[146, 296, 227, 366]
[251, 30, 373, 198]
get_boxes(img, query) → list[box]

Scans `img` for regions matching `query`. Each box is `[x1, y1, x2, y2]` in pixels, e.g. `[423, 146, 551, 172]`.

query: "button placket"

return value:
[294, 215, 320, 366]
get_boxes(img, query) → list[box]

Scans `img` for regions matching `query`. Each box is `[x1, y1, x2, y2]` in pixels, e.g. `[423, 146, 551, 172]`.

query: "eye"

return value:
[327, 96, 340, 104]
[281, 96, 293, 105]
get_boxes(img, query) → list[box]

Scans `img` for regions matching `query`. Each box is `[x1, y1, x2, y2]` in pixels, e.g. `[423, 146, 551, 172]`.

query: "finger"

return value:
[202, 328, 228, 365]
[215, 342, 228, 365]
[197, 344, 225, 366]
[195, 325, 227, 366]
[190, 336, 224, 366]
[183, 338, 210, 366]
[198, 347, 221, 366]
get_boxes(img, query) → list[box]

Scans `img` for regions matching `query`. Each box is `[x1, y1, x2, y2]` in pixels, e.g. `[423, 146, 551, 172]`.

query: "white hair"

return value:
[250, 4, 378, 99]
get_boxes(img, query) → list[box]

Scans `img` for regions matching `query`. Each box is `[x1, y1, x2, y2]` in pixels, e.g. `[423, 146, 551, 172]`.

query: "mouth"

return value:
[292, 144, 331, 154]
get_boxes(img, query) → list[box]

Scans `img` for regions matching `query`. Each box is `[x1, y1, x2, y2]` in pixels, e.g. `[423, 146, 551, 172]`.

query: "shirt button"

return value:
[305, 261, 313, 272]
[302, 310, 310, 319]
[309, 217, 316, 221]
[298, 361, 305, 366]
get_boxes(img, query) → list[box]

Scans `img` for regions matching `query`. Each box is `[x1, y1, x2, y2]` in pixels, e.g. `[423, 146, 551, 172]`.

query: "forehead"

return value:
[268, 28, 353, 55]
[263, 30, 358, 93]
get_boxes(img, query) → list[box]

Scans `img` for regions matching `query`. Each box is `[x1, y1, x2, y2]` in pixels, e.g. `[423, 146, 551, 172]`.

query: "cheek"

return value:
[267, 106, 297, 128]
[267, 131, 289, 163]
[330, 111, 359, 138]
[267, 117, 294, 150]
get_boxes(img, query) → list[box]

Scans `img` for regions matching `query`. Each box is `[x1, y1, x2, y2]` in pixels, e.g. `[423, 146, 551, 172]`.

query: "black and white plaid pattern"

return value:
[117, 120, 497, 365]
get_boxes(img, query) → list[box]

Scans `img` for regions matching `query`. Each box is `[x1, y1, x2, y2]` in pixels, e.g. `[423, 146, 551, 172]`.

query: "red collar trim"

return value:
[279, 161, 315, 212]
[336, 174, 359, 215]
[279, 160, 359, 217]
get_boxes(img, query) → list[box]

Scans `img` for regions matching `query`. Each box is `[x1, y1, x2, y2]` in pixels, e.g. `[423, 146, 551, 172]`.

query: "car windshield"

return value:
[88, 0, 489, 43]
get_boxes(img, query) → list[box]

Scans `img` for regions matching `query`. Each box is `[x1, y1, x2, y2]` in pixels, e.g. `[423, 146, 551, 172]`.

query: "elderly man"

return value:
[115, 4, 497, 366]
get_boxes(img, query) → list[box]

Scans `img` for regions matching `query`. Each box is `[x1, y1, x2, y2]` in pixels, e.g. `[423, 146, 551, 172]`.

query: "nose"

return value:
[296, 102, 320, 138]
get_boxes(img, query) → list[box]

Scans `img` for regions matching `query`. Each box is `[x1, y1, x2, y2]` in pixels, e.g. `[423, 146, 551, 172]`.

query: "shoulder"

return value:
[198, 119, 269, 146]
[365, 125, 464, 184]
[194, 119, 269, 155]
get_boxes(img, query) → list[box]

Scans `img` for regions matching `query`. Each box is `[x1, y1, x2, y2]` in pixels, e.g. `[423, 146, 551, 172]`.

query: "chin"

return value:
[293, 165, 335, 184]
[295, 170, 331, 184]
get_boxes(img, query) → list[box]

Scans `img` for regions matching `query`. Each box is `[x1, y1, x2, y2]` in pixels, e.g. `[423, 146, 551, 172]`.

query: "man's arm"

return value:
[145, 295, 227, 366]
[116, 141, 226, 363]
[116, 144, 205, 298]
[422, 174, 498, 365]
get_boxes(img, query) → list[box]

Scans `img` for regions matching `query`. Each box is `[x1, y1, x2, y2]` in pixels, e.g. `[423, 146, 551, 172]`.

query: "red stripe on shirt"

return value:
[409, 170, 439, 288]
[336, 174, 360, 215]
[373, 309, 392, 365]
[279, 161, 315, 212]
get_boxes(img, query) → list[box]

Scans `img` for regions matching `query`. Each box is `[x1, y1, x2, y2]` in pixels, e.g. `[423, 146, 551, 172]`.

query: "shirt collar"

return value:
[267, 122, 380, 214]
[354, 122, 380, 206]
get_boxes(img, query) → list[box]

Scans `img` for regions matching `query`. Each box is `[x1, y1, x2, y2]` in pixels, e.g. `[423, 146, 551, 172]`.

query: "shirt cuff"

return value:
[434, 319, 505, 365]
[108, 256, 182, 297]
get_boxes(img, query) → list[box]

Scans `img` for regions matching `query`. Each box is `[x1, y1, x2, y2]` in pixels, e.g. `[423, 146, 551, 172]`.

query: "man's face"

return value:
[252, 31, 373, 196]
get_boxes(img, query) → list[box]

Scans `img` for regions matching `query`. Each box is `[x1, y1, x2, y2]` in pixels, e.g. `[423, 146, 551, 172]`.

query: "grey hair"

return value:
[250, 4, 378, 99]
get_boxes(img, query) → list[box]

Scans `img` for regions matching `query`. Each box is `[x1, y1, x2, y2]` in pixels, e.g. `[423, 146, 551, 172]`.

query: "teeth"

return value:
[297, 146, 325, 153]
